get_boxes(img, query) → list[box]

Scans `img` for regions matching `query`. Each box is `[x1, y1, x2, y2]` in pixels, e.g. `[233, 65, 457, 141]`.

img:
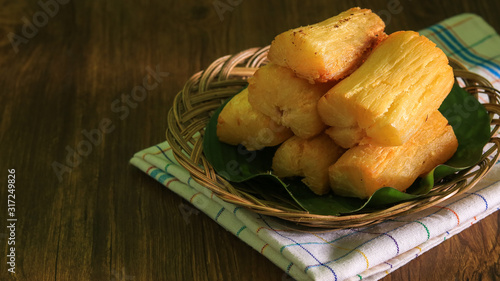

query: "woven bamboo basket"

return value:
[166, 46, 500, 228]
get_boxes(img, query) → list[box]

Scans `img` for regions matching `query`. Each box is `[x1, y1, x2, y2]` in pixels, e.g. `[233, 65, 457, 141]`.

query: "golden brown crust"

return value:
[325, 126, 366, 149]
[248, 63, 332, 139]
[268, 7, 386, 83]
[217, 88, 293, 150]
[328, 111, 458, 199]
[272, 134, 345, 195]
[317, 31, 454, 147]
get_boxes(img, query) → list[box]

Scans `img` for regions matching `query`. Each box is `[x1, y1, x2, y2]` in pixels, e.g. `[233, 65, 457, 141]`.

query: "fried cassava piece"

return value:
[317, 31, 454, 147]
[248, 63, 332, 139]
[329, 111, 458, 199]
[217, 88, 293, 151]
[268, 7, 386, 84]
[272, 134, 345, 195]
[214, 8, 458, 199]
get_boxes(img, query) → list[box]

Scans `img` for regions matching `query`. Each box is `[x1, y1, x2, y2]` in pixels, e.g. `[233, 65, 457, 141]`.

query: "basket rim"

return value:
[166, 47, 500, 228]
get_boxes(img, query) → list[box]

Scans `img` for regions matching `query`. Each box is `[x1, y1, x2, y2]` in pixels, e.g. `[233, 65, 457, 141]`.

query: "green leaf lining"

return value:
[202, 83, 491, 215]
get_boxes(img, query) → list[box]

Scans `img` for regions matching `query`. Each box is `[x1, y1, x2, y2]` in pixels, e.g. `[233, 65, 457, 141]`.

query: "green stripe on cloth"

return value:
[131, 13, 500, 281]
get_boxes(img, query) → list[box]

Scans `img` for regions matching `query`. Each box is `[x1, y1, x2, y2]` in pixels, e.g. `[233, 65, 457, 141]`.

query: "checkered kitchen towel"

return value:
[130, 14, 500, 281]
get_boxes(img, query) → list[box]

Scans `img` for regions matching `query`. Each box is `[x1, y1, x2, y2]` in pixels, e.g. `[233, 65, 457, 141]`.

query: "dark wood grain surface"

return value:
[1, 0, 499, 280]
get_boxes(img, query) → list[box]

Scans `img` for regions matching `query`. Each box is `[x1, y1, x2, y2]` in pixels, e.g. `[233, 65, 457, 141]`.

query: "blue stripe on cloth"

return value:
[258, 215, 338, 280]
[233, 206, 242, 214]
[286, 262, 293, 274]
[358, 231, 400, 255]
[436, 23, 500, 74]
[214, 207, 225, 221]
[158, 174, 171, 184]
[428, 24, 500, 77]
[466, 192, 489, 211]
[236, 226, 247, 236]
[150, 168, 161, 178]
[304, 233, 382, 272]
[307, 185, 496, 270]
[156, 145, 174, 162]
[280, 224, 379, 253]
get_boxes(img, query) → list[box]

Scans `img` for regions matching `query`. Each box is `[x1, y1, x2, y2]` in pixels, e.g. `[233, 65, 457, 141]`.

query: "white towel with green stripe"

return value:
[130, 13, 500, 281]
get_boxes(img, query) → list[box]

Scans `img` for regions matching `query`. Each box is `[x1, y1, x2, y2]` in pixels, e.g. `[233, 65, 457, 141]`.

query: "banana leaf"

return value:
[202, 83, 490, 215]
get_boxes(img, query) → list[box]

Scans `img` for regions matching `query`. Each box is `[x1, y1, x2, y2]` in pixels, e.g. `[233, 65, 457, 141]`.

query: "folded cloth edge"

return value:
[129, 149, 313, 281]
[130, 12, 500, 281]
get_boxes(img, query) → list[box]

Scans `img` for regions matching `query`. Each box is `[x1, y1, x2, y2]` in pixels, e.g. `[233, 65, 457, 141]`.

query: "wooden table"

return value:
[1, 0, 499, 280]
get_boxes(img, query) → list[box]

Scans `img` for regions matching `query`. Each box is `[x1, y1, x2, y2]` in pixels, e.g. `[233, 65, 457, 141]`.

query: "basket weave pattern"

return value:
[166, 47, 500, 228]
